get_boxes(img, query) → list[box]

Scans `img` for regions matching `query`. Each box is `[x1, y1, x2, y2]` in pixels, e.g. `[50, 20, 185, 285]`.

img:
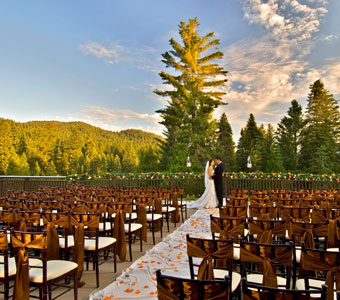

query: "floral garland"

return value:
[67, 171, 340, 182]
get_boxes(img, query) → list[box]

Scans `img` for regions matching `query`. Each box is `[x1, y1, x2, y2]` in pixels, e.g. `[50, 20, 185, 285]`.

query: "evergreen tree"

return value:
[236, 114, 264, 171]
[138, 147, 160, 172]
[299, 80, 340, 173]
[122, 146, 139, 172]
[53, 140, 69, 175]
[17, 135, 28, 155]
[155, 18, 228, 171]
[31, 161, 42, 176]
[260, 124, 283, 172]
[45, 160, 57, 176]
[6, 148, 21, 175]
[276, 100, 304, 171]
[112, 154, 122, 172]
[215, 113, 235, 171]
[0, 119, 12, 174]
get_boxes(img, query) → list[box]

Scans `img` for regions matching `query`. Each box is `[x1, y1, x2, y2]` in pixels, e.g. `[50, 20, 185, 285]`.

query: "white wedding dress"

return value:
[187, 162, 218, 209]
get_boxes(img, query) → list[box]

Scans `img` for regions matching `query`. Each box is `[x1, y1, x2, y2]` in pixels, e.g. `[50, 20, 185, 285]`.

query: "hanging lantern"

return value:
[247, 156, 252, 168]
[186, 156, 192, 168]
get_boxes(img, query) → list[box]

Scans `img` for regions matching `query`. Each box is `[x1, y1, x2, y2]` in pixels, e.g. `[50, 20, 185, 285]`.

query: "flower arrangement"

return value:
[67, 171, 340, 182]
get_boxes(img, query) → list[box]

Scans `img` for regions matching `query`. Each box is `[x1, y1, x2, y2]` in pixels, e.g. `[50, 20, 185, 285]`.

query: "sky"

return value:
[1, 0, 339, 142]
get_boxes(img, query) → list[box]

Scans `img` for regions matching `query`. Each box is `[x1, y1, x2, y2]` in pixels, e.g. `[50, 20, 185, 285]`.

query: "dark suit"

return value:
[212, 162, 224, 206]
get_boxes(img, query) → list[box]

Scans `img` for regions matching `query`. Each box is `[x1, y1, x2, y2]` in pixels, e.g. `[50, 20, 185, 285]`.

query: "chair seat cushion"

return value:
[29, 260, 78, 283]
[213, 270, 241, 292]
[99, 222, 112, 232]
[296, 277, 335, 298]
[146, 214, 162, 221]
[84, 237, 116, 251]
[0, 257, 16, 277]
[124, 223, 143, 232]
[246, 274, 287, 288]
[59, 235, 74, 248]
[0, 256, 42, 278]
[162, 207, 176, 213]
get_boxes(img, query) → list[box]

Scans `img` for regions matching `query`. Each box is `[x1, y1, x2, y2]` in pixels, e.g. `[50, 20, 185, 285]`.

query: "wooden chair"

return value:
[107, 202, 142, 261]
[249, 205, 278, 220]
[11, 230, 78, 300]
[0, 229, 16, 300]
[219, 205, 247, 218]
[247, 218, 287, 244]
[71, 212, 117, 287]
[242, 278, 327, 300]
[186, 234, 241, 299]
[42, 211, 73, 260]
[240, 241, 293, 289]
[296, 245, 340, 300]
[156, 269, 230, 300]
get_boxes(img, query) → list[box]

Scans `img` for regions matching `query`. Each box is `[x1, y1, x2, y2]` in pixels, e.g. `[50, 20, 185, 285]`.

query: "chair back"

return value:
[210, 215, 245, 240]
[156, 269, 230, 300]
[240, 241, 293, 288]
[248, 217, 287, 243]
[186, 234, 233, 281]
[300, 245, 340, 300]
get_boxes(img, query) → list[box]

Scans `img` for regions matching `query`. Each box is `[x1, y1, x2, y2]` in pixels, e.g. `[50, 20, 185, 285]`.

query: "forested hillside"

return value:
[0, 119, 162, 175]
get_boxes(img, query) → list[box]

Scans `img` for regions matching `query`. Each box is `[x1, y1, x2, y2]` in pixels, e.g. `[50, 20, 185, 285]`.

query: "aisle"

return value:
[98, 208, 219, 300]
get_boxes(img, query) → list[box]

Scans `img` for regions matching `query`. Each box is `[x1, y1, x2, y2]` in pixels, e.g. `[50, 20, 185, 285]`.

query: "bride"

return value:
[187, 160, 218, 209]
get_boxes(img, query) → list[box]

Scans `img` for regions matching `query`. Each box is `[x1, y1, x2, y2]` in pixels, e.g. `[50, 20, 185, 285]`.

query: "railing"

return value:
[224, 178, 340, 197]
[1, 176, 340, 198]
[0, 176, 67, 197]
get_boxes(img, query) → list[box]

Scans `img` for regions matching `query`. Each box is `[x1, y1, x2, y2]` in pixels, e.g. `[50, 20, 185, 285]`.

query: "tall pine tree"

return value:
[236, 114, 264, 171]
[299, 80, 340, 173]
[155, 18, 228, 171]
[215, 113, 235, 171]
[276, 100, 304, 171]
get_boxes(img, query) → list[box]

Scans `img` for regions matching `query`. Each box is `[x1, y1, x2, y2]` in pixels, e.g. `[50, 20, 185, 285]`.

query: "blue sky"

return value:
[1, 0, 339, 141]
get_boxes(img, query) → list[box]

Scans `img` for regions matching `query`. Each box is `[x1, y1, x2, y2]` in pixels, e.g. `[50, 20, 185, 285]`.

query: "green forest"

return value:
[0, 120, 162, 176]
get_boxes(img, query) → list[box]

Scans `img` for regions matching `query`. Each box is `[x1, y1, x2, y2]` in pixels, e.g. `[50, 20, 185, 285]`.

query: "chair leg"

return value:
[129, 234, 133, 261]
[4, 280, 9, 300]
[140, 231, 143, 252]
[113, 244, 117, 273]
[160, 220, 163, 238]
[48, 283, 52, 300]
[42, 282, 48, 300]
[73, 270, 78, 300]
[181, 206, 184, 222]
[166, 214, 170, 232]
[152, 223, 156, 245]
[95, 254, 99, 288]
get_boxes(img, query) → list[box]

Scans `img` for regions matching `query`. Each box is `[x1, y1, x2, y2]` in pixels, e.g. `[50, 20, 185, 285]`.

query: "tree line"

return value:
[0, 120, 161, 176]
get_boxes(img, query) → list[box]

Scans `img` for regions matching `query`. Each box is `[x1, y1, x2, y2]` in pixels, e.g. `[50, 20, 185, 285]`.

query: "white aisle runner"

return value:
[98, 208, 219, 300]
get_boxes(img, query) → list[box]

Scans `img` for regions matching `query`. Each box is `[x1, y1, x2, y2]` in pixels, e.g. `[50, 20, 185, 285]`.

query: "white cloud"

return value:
[217, 0, 340, 141]
[79, 105, 162, 124]
[79, 42, 124, 64]
[79, 41, 161, 72]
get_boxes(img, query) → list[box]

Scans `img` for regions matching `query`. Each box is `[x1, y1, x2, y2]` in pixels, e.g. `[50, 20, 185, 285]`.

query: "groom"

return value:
[212, 156, 224, 207]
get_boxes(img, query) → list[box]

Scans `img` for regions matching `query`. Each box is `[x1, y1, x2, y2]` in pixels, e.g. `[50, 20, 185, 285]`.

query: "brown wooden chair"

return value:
[156, 269, 230, 300]
[296, 245, 340, 300]
[11, 230, 78, 300]
[0, 229, 16, 300]
[248, 217, 287, 244]
[240, 241, 293, 289]
[186, 234, 241, 299]
[70, 212, 116, 287]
